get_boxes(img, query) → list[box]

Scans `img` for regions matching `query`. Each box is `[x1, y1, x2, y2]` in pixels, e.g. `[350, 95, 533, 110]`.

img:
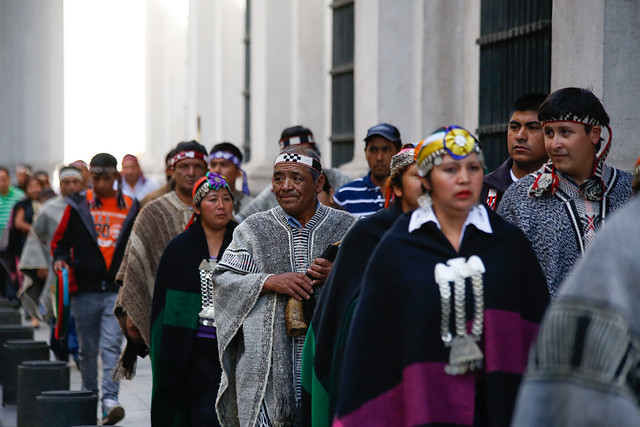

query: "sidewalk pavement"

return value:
[0, 314, 152, 426]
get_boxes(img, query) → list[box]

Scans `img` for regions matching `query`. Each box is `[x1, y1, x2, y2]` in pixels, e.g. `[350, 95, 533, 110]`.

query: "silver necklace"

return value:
[198, 259, 217, 327]
[434, 255, 485, 375]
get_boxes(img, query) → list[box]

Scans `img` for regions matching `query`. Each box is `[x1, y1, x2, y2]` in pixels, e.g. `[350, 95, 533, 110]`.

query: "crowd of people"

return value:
[0, 86, 639, 426]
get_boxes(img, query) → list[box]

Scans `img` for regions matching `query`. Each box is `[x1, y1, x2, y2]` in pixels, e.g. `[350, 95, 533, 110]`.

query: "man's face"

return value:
[272, 163, 323, 221]
[121, 160, 141, 184]
[91, 172, 118, 198]
[60, 177, 83, 197]
[544, 121, 599, 183]
[16, 169, 29, 187]
[507, 110, 547, 170]
[209, 155, 240, 191]
[173, 158, 208, 196]
[365, 137, 397, 182]
[0, 171, 11, 195]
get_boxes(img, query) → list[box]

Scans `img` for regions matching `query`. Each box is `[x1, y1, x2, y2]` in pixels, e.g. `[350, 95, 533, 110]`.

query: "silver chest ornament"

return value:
[434, 256, 486, 375]
[198, 259, 217, 327]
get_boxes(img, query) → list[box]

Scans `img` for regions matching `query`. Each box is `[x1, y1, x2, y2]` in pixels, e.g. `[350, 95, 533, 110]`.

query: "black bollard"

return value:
[2, 340, 50, 405]
[36, 390, 97, 427]
[17, 360, 70, 427]
[0, 325, 35, 386]
[0, 308, 21, 325]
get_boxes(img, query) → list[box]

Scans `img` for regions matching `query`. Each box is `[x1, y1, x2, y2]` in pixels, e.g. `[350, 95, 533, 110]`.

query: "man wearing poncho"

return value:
[114, 141, 208, 377]
[213, 145, 355, 426]
[498, 88, 632, 300]
[332, 127, 549, 426]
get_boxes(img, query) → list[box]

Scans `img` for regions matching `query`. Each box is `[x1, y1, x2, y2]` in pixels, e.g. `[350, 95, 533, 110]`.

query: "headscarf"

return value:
[384, 145, 416, 208]
[414, 126, 483, 210]
[185, 172, 234, 229]
[415, 126, 483, 177]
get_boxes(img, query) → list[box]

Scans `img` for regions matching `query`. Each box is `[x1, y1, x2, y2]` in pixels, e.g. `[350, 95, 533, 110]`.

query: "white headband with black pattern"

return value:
[274, 153, 322, 174]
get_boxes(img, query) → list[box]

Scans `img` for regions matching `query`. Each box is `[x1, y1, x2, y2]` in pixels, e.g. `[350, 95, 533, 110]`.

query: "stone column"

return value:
[552, 0, 640, 171]
[244, 0, 330, 192]
[0, 0, 64, 174]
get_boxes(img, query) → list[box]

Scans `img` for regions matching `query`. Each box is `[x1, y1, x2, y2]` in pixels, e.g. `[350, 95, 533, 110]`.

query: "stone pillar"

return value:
[0, 0, 64, 174]
[552, 0, 640, 171]
[243, 0, 330, 192]
[185, 0, 245, 153]
[143, 0, 190, 180]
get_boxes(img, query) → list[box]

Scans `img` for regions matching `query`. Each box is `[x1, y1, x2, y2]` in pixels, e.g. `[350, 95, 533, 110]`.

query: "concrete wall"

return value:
[552, 0, 640, 171]
[0, 0, 64, 176]
[343, 0, 480, 178]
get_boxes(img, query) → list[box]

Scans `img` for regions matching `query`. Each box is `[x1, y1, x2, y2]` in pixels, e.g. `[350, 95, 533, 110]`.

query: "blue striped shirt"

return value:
[333, 173, 384, 219]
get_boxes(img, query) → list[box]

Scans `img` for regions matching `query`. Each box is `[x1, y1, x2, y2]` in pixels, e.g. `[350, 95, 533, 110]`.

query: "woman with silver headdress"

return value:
[150, 172, 237, 426]
[331, 126, 549, 427]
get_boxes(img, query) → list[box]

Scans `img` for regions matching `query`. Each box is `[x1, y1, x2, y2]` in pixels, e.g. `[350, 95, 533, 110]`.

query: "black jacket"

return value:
[52, 193, 139, 293]
[481, 157, 514, 211]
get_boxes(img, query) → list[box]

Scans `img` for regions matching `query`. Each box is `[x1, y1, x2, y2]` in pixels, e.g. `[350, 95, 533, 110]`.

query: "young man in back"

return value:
[53, 153, 139, 425]
[481, 93, 548, 210]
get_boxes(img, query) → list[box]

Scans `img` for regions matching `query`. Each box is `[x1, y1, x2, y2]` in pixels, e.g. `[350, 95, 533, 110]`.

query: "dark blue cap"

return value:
[364, 123, 401, 146]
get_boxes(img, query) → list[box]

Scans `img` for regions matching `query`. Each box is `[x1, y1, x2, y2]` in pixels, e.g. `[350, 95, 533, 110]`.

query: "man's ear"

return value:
[590, 126, 602, 146]
[315, 174, 326, 193]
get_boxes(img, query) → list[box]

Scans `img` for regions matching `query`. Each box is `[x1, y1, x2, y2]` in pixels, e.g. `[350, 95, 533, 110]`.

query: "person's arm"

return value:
[13, 206, 31, 234]
[51, 205, 74, 272]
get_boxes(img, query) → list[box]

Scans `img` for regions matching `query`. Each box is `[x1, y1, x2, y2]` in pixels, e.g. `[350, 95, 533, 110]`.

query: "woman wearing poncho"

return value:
[150, 172, 237, 426]
[301, 143, 423, 426]
[332, 127, 549, 426]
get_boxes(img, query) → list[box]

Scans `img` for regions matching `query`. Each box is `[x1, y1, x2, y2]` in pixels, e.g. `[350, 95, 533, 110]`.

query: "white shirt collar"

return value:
[509, 168, 519, 182]
[408, 204, 493, 243]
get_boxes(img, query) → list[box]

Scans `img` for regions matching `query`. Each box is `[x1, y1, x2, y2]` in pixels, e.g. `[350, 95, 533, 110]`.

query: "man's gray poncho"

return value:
[497, 164, 631, 299]
[18, 196, 67, 320]
[213, 204, 354, 426]
[512, 195, 640, 426]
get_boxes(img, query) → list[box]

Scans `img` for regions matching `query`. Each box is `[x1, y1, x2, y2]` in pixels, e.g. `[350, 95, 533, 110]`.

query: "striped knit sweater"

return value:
[497, 164, 632, 300]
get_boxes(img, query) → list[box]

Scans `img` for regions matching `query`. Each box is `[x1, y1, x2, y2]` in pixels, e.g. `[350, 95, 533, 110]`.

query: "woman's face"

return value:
[26, 178, 43, 200]
[194, 188, 234, 230]
[392, 163, 423, 212]
[421, 153, 483, 216]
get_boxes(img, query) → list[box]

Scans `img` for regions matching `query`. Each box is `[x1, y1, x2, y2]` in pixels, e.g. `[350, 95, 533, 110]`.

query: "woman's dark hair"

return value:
[210, 142, 243, 163]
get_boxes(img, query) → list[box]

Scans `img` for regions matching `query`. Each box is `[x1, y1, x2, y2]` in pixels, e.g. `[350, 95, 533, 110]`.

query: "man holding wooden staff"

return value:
[213, 144, 354, 426]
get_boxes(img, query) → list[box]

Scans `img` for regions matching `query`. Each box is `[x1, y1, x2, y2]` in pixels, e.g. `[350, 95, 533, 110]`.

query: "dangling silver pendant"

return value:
[444, 335, 484, 375]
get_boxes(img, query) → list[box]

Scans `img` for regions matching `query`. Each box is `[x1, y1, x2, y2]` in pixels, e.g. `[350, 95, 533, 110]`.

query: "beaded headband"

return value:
[274, 153, 322, 174]
[531, 113, 613, 200]
[192, 172, 233, 205]
[169, 150, 207, 169]
[415, 126, 483, 177]
[209, 150, 250, 195]
[384, 146, 417, 208]
[279, 134, 316, 149]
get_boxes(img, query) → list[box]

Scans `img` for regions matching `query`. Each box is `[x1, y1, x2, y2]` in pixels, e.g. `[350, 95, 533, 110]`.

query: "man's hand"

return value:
[263, 273, 314, 301]
[36, 268, 49, 280]
[126, 315, 143, 343]
[52, 260, 70, 273]
[306, 258, 333, 286]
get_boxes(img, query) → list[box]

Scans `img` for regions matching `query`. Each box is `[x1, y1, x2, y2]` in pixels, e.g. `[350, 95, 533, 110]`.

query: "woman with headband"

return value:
[332, 126, 549, 427]
[150, 172, 237, 426]
[301, 143, 424, 426]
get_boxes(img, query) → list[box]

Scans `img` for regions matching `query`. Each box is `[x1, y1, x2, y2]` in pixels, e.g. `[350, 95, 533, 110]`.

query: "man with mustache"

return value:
[497, 88, 632, 300]
[481, 93, 548, 210]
